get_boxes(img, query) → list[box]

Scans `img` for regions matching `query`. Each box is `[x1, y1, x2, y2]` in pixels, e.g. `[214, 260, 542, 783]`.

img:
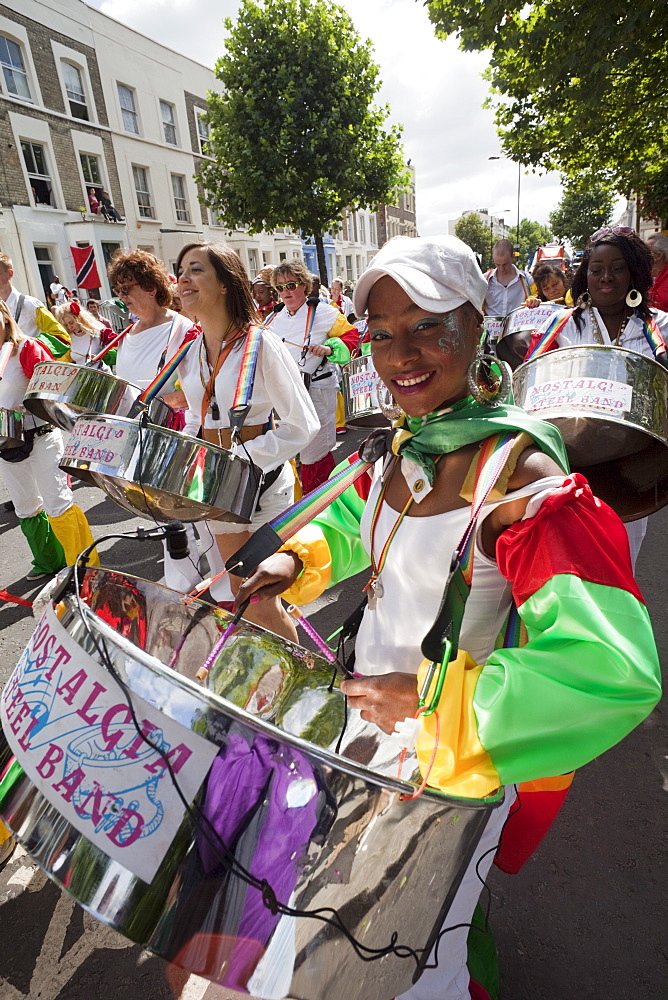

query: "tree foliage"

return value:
[426, 0, 668, 218]
[454, 212, 490, 266]
[199, 0, 407, 279]
[549, 176, 614, 250]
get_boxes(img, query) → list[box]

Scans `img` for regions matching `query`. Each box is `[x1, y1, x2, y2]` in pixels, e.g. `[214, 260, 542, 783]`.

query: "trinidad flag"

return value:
[70, 245, 101, 289]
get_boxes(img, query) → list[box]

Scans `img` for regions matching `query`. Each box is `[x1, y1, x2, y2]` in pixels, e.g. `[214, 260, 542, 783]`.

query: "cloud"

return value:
[93, 0, 565, 232]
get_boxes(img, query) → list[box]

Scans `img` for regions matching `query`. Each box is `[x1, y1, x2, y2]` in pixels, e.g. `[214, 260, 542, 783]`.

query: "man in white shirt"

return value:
[485, 239, 536, 316]
[49, 277, 68, 305]
[0, 253, 70, 356]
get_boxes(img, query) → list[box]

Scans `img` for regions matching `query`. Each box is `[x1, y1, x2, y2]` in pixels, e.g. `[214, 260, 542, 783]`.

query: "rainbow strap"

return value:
[138, 328, 199, 403]
[301, 301, 319, 356]
[642, 316, 667, 360]
[271, 455, 372, 540]
[229, 324, 263, 436]
[524, 308, 574, 362]
[457, 431, 519, 586]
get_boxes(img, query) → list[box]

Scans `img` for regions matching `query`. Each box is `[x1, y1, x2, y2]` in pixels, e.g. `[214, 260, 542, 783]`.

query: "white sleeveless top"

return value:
[354, 471, 565, 675]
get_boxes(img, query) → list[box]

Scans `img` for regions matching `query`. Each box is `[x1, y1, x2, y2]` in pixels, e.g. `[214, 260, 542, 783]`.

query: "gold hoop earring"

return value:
[575, 292, 591, 309]
[467, 350, 511, 407]
[626, 288, 642, 308]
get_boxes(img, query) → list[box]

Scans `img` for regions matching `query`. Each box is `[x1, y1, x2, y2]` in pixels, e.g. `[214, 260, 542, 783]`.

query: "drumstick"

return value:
[281, 337, 305, 349]
[195, 598, 250, 680]
[286, 604, 338, 663]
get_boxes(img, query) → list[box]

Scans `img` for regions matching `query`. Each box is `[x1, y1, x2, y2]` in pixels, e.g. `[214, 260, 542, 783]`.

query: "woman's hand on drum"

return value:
[161, 389, 188, 409]
[234, 551, 303, 606]
[307, 344, 332, 357]
[339, 672, 419, 734]
[522, 296, 542, 309]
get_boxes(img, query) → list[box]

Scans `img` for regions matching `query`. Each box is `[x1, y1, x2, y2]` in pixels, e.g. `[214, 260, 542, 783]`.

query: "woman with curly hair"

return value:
[52, 300, 116, 366]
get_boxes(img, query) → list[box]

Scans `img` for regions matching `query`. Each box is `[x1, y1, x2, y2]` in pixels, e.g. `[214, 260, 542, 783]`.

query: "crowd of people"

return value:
[0, 228, 665, 1000]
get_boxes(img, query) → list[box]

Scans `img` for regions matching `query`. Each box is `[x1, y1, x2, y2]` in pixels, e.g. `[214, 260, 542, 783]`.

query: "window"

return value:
[0, 35, 31, 101]
[171, 173, 190, 223]
[196, 111, 210, 154]
[345, 255, 353, 282]
[369, 214, 377, 245]
[132, 165, 155, 219]
[359, 214, 366, 244]
[34, 246, 56, 299]
[160, 100, 177, 145]
[62, 61, 88, 120]
[118, 84, 139, 134]
[356, 255, 362, 277]
[209, 207, 224, 227]
[279, 252, 287, 262]
[21, 141, 55, 207]
[80, 153, 102, 187]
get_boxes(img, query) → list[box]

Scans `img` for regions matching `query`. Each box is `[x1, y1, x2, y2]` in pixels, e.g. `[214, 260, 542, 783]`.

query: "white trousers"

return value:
[300, 380, 337, 466]
[397, 788, 515, 1000]
[162, 522, 202, 593]
[0, 429, 72, 519]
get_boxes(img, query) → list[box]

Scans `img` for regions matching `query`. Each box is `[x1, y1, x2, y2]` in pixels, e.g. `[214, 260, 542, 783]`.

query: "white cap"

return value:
[353, 235, 488, 317]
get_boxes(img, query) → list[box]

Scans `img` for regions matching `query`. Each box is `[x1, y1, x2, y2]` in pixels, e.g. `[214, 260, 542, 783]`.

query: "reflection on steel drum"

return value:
[483, 316, 504, 346]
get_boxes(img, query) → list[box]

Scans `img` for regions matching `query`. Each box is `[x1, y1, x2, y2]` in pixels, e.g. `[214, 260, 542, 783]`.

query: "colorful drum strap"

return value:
[523, 308, 574, 361]
[137, 326, 200, 405]
[642, 316, 667, 361]
[228, 324, 264, 437]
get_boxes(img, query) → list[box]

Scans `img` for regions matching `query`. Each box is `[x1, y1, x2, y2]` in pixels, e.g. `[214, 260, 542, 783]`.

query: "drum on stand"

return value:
[341, 354, 388, 427]
[513, 345, 668, 520]
[23, 361, 173, 432]
[60, 413, 261, 523]
[0, 568, 500, 1000]
[497, 303, 564, 369]
[0, 408, 24, 450]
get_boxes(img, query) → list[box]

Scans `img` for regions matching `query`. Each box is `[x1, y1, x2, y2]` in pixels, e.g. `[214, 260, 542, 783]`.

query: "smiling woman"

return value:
[234, 234, 661, 1000]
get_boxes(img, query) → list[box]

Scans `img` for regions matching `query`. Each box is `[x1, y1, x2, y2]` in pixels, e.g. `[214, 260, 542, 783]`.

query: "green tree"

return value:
[199, 0, 407, 281]
[426, 0, 668, 217]
[516, 218, 553, 268]
[549, 177, 614, 250]
[454, 212, 490, 267]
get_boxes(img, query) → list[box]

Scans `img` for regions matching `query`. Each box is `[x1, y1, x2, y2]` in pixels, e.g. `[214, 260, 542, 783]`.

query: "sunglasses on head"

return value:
[275, 281, 302, 292]
[590, 226, 634, 243]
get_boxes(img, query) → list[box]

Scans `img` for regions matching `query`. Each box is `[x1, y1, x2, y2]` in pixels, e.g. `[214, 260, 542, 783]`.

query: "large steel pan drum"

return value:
[497, 303, 563, 369]
[60, 413, 261, 523]
[0, 569, 499, 1000]
[0, 408, 23, 449]
[514, 345, 668, 520]
[24, 361, 173, 431]
[341, 354, 388, 427]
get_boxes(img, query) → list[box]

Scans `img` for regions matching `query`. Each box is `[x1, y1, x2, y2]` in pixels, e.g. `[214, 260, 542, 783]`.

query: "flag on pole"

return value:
[70, 245, 101, 289]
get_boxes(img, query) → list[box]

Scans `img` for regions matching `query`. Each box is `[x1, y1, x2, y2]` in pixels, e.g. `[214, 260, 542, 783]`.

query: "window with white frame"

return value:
[209, 207, 224, 227]
[132, 165, 155, 219]
[171, 174, 190, 223]
[345, 255, 353, 281]
[34, 245, 57, 299]
[369, 214, 377, 246]
[160, 100, 177, 145]
[21, 140, 56, 207]
[80, 152, 102, 187]
[196, 110, 210, 154]
[118, 84, 139, 134]
[61, 61, 88, 120]
[247, 248, 259, 277]
[0, 35, 32, 102]
[359, 214, 366, 244]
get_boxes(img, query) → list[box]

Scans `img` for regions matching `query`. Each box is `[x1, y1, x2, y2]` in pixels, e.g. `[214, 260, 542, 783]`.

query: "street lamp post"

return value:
[489, 208, 510, 263]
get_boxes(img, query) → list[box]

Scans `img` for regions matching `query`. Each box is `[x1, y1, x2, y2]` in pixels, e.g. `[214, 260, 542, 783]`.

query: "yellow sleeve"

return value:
[35, 306, 70, 341]
[279, 524, 332, 606]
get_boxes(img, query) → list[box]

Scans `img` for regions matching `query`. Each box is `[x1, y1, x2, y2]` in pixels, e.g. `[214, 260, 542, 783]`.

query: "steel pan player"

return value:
[526, 227, 668, 564]
[235, 235, 661, 1000]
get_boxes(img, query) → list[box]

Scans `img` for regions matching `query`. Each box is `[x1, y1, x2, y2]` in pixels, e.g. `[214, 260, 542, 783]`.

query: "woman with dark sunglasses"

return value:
[526, 227, 668, 563]
[269, 258, 359, 492]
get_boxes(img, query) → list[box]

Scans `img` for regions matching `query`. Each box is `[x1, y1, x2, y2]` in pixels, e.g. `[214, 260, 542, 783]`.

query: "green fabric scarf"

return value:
[394, 395, 569, 484]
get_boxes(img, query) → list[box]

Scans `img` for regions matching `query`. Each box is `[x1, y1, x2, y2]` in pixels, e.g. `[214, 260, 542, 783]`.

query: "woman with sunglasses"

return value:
[106, 249, 201, 591]
[233, 235, 660, 1000]
[526, 227, 668, 563]
[269, 259, 359, 492]
[176, 241, 319, 641]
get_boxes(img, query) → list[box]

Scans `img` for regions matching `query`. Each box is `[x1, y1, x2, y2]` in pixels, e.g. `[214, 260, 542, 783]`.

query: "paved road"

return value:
[0, 434, 665, 1000]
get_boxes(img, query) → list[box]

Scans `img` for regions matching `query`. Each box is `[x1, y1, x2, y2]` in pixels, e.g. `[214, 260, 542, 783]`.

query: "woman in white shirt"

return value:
[176, 241, 319, 641]
[106, 249, 200, 590]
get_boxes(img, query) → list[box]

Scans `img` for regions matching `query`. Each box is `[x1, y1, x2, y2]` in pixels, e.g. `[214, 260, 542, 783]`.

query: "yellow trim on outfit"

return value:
[279, 524, 331, 605]
[48, 505, 99, 566]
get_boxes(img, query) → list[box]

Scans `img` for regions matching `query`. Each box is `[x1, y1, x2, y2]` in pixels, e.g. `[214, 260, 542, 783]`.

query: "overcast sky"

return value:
[90, 0, 567, 234]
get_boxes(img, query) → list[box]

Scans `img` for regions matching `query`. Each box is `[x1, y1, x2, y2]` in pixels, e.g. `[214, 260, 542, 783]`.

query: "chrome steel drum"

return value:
[0, 408, 23, 449]
[482, 315, 504, 352]
[0, 569, 499, 1000]
[24, 361, 173, 431]
[60, 413, 261, 523]
[496, 302, 563, 369]
[342, 354, 388, 427]
[514, 345, 668, 520]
